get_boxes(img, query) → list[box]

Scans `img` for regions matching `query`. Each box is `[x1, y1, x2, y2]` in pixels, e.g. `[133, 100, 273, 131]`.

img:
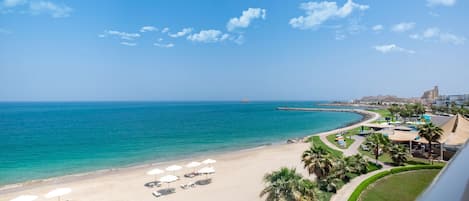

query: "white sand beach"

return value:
[0, 110, 379, 201]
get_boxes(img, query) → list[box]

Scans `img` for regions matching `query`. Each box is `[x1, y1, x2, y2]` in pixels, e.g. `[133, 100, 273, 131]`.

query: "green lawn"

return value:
[359, 148, 446, 166]
[369, 108, 391, 118]
[359, 149, 393, 164]
[360, 169, 439, 201]
[309, 136, 343, 158]
[326, 127, 361, 149]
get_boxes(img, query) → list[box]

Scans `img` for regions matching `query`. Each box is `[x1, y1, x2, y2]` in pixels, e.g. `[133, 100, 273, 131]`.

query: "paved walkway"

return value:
[314, 109, 380, 156]
[329, 166, 392, 201]
[312, 110, 395, 201]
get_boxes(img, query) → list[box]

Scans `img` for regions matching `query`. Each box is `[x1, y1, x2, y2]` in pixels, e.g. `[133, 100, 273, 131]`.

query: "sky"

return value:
[0, 0, 468, 101]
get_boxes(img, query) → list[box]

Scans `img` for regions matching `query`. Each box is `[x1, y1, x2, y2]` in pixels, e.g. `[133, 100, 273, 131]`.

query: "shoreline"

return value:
[0, 109, 379, 198]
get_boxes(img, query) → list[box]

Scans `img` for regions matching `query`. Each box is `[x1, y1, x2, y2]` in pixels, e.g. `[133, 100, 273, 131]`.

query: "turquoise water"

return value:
[0, 102, 362, 186]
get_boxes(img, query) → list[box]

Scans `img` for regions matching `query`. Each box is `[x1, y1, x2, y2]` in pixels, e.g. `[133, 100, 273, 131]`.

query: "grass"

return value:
[325, 127, 360, 149]
[358, 148, 446, 166]
[359, 169, 440, 201]
[366, 162, 383, 172]
[359, 149, 393, 164]
[369, 108, 391, 118]
[368, 108, 392, 123]
[348, 165, 443, 201]
[310, 136, 343, 158]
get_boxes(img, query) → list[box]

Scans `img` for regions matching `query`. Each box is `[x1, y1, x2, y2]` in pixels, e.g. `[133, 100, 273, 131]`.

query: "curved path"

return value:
[330, 166, 392, 201]
[314, 109, 380, 156]
[316, 110, 394, 201]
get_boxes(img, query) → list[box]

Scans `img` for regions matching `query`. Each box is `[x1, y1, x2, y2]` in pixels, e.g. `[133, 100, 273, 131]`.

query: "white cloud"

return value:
[2, 0, 72, 18]
[187, 29, 229, 43]
[29, 1, 72, 18]
[140, 26, 157, 33]
[391, 22, 415, 33]
[372, 24, 383, 31]
[226, 8, 267, 31]
[120, 42, 136, 46]
[161, 27, 169, 33]
[3, 0, 27, 7]
[154, 42, 174, 48]
[374, 44, 415, 54]
[427, 0, 456, 7]
[289, 0, 369, 30]
[168, 28, 193, 38]
[97, 34, 106, 38]
[410, 27, 466, 45]
[104, 30, 141, 40]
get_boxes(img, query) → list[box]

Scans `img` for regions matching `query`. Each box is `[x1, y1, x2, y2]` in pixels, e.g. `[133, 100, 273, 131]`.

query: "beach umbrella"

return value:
[9, 195, 38, 201]
[186, 161, 201, 168]
[159, 175, 178, 187]
[186, 161, 201, 173]
[202, 159, 216, 167]
[165, 165, 182, 172]
[45, 188, 71, 201]
[147, 168, 165, 182]
[197, 166, 215, 178]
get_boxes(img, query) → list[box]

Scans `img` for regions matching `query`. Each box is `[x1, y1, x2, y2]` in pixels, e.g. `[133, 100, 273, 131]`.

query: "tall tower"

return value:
[433, 86, 439, 98]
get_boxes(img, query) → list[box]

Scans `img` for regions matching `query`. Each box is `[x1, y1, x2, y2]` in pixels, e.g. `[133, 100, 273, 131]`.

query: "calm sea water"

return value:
[0, 102, 362, 186]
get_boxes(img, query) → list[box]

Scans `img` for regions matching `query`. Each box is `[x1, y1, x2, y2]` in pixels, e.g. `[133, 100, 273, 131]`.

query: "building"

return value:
[434, 94, 469, 107]
[421, 86, 439, 104]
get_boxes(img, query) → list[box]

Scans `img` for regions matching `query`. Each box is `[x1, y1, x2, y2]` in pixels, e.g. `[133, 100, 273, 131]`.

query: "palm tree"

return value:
[260, 167, 316, 201]
[302, 146, 334, 180]
[388, 104, 400, 121]
[366, 133, 390, 164]
[346, 154, 368, 174]
[418, 123, 444, 164]
[389, 144, 408, 166]
[413, 103, 426, 116]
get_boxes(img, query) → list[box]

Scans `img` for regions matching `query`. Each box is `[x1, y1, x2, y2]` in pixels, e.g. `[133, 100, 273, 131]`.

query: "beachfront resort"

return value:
[2, 0, 469, 200]
[2, 99, 469, 201]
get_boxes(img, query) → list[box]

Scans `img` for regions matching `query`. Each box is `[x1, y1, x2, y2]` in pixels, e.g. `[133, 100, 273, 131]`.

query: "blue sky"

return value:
[0, 0, 468, 101]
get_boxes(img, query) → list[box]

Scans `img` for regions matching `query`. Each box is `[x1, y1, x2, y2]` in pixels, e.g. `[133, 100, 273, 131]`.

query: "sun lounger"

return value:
[152, 191, 162, 197]
[184, 172, 198, 178]
[180, 182, 196, 189]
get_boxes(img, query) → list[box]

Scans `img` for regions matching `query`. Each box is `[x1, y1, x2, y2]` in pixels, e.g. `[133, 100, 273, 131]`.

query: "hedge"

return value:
[347, 165, 443, 201]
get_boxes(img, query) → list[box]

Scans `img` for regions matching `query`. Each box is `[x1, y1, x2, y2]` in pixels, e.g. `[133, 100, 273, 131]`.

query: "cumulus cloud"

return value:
[289, 0, 369, 30]
[226, 8, 266, 31]
[391, 22, 415, 33]
[1, 0, 72, 18]
[410, 27, 466, 45]
[372, 24, 383, 31]
[161, 27, 169, 33]
[154, 42, 174, 48]
[120, 42, 136, 46]
[3, 0, 27, 7]
[168, 28, 193, 38]
[28, 1, 72, 18]
[374, 44, 415, 54]
[427, 0, 456, 7]
[103, 30, 141, 40]
[140, 26, 157, 33]
[187, 29, 229, 43]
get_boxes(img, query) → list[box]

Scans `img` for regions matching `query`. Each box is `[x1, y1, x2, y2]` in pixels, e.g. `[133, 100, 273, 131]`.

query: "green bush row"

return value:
[347, 165, 443, 201]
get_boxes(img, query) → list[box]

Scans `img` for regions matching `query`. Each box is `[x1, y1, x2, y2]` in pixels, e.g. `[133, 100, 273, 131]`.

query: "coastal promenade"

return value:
[0, 108, 381, 201]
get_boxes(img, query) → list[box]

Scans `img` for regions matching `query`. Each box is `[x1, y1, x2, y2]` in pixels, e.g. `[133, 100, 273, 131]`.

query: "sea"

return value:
[0, 101, 362, 186]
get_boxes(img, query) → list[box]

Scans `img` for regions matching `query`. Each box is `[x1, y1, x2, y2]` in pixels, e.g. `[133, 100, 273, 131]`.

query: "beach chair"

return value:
[152, 191, 162, 197]
[184, 172, 196, 178]
[188, 182, 196, 188]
